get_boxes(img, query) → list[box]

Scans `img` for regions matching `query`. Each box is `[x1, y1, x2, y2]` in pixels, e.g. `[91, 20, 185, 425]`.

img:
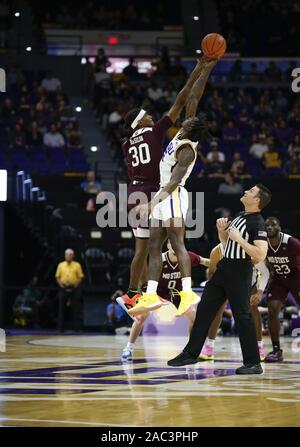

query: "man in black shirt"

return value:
[168, 184, 272, 374]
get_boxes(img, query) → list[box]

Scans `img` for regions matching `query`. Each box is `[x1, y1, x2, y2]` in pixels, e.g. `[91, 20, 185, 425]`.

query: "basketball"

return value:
[201, 33, 227, 58]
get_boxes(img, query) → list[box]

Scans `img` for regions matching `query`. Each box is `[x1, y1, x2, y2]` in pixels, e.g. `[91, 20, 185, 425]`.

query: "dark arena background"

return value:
[0, 0, 300, 433]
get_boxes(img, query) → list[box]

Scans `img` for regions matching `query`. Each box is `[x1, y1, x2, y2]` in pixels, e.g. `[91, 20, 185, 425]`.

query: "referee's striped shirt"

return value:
[224, 212, 267, 260]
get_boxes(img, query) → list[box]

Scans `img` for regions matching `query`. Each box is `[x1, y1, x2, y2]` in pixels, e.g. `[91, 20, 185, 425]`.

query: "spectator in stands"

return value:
[222, 120, 240, 147]
[2, 98, 16, 127]
[41, 71, 62, 92]
[229, 59, 243, 81]
[249, 133, 268, 159]
[247, 62, 261, 81]
[95, 48, 110, 73]
[262, 138, 282, 173]
[208, 120, 222, 140]
[204, 152, 227, 178]
[59, 105, 77, 125]
[65, 122, 82, 148]
[9, 123, 27, 147]
[147, 80, 164, 104]
[288, 134, 300, 158]
[162, 83, 177, 108]
[43, 123, 65, 148]
[264, 61, 282, 81]
[105, 287, 131, 335]
[27, 121, 43, 146]
[230, 151, 251, 179]
[6, 64, 25, 89]
[80, 170, 102, 194]
[170, 56, 187, 79]
[55, 248, 84, 332]
[275, 90, 288, 111]
[123, 57, 139, 80]
[283, 152, 300, 176]
[108, 104, 123, 126]
[206, 140, 226, 163]
[218, 172, 243, 195]
[254, 96, 273, 120]
[273, 118, 293, 147]
[288, 105, 300, 131]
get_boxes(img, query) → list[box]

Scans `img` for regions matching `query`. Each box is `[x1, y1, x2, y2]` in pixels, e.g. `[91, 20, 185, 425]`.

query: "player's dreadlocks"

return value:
[188, 113, 211, 142]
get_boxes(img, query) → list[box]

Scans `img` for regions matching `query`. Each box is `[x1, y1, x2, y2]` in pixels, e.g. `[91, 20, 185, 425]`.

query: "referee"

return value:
[168, 184, 271, 374]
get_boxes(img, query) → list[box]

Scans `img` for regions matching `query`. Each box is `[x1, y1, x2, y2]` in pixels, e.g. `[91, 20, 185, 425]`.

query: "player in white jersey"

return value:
[198, 243, 270, 361]
[128, 56, 220, 319]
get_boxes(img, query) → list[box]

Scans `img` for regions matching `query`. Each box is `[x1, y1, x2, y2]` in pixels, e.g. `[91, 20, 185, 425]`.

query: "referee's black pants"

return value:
[184, 258, 260, 365]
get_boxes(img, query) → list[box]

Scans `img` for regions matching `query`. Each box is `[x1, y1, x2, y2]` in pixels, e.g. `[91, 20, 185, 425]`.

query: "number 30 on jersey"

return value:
[129, 143, 151, 167]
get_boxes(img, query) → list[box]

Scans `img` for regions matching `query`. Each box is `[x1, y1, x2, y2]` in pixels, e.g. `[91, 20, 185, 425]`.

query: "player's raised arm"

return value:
[166, 57, 206, 123]
[185, 58, 218, 119]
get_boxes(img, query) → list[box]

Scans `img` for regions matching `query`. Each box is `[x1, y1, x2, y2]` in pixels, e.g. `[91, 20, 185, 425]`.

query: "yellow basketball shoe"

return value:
[128, 293, 163, 317]
[176, 290, 200, 317]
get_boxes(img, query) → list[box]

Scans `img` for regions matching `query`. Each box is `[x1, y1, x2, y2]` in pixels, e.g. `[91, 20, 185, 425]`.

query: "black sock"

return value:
[141, 283, 148, 293]
[272, 341, 280, 351]
[127, 288, 139, 299]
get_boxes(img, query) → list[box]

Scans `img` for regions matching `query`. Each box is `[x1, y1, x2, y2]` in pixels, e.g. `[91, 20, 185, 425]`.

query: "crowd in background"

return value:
[0, 65, 87, 173]
[217, 0, 300, 56]
[92, 52, 300, 189]
[28, 0, 181, 30]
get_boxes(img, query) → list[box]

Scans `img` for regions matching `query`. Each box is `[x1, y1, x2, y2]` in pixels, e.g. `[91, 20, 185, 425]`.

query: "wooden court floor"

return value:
[0, 333, 300, 427]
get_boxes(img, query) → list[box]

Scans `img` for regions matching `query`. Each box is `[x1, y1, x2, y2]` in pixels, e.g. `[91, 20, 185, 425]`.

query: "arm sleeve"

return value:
[153, 116, 173, 139]
[55, 263, 61, 279]
[188, 251, 201, 267]
[247, 216, 268, 242]
[76, 263, 85, 279]
[255, 262, 270, 291]
[288, 237, 300, 257]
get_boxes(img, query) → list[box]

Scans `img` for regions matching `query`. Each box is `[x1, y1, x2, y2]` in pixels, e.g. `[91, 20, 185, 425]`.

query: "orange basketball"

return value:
[201, 33, 227, 58]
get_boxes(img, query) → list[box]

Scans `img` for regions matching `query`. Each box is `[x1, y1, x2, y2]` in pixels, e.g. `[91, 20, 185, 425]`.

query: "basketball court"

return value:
[1, 334, 299, 427]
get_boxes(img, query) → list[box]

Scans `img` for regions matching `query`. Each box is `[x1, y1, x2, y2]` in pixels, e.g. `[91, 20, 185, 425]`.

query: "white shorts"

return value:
[132, 227, 150, 238]
[151, 186, 189, 222]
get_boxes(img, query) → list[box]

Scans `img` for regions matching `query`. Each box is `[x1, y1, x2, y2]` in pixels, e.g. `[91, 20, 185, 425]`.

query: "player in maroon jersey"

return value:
[121, 240, 206, 360]
[265, 216, 300, 362]
[117, 56, 211, 317]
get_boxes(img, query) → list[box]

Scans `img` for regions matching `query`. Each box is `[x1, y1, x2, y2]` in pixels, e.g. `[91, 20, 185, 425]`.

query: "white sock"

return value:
[257, 340, 263, 348]
[207, 338, 215, 348]
[126, 342, 134, 351]
[182, 277, 191, 291]
[146, 280, 158, 294]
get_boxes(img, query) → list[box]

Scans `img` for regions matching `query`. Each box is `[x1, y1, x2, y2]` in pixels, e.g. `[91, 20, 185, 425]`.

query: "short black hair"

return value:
[256, 184, 272, 210]
[189, 113, 211, 142]
[265, 216, 280, 225]
[124, 108, 141, 129]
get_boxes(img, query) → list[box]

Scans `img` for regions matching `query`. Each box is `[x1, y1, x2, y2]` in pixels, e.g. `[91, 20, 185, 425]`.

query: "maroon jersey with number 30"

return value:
[122, 116, 173, 186]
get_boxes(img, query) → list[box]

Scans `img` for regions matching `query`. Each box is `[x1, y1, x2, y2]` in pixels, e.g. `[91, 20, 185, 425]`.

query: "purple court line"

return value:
[0, 389, 104, 395]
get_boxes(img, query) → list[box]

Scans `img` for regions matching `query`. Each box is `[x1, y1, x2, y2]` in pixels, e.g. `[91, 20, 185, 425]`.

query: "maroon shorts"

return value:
[157, 289, 180, 309]
[127, 182, 158, 236]
[267, 276, 300, 303]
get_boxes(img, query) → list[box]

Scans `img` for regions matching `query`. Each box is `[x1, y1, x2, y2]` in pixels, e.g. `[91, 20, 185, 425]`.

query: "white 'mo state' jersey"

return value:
[160, 130, 198, 188]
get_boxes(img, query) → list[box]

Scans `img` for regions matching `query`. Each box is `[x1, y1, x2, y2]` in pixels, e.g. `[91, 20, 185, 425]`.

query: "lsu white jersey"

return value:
[160, 130, 198, 187]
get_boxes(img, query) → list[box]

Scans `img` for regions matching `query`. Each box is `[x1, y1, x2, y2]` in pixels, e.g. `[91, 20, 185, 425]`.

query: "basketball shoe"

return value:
[128, 293, 167, 317]
[176, 290, 200, 317]
[116, 292, 141, 323]
[265, 349, 283, 363]
[199, 344, 214, 360]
